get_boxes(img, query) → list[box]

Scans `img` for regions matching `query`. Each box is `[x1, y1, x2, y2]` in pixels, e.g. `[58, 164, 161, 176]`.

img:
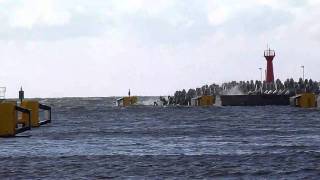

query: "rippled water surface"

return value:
[1, 97, 320, 179]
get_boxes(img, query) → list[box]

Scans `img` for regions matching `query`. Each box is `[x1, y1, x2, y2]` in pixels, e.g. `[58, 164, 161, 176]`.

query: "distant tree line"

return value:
[167, 78, 320, 106]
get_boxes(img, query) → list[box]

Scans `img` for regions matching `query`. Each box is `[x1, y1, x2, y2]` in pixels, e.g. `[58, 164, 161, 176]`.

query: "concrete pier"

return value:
[220, 95, 290, 106]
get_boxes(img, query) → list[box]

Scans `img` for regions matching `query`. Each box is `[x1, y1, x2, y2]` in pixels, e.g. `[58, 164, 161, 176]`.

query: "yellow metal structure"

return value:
[290, 93, 316, 108]
[0, 103, 17, 137]
[192, 96, 215, 106]
[117, 96, 138, 107]
[21, 100, 40, 127]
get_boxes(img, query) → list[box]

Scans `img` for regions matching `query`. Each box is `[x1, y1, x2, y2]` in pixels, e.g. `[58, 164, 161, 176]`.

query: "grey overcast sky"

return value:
[0, 0, 319, 98]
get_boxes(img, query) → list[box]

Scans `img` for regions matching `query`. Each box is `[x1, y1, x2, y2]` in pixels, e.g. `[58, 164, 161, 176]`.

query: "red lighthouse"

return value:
[264, 48, 275, 83]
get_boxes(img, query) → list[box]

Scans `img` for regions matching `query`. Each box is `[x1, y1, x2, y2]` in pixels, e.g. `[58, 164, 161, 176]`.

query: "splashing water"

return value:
[223, 85, 244, 95]
[137, 97, 160, 106]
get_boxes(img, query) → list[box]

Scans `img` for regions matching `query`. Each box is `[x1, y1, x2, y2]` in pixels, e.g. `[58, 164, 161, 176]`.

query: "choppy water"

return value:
[1, 97, 320, 179]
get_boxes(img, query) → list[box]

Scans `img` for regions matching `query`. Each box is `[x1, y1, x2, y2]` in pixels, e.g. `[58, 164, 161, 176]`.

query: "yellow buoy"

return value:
[290, 93, 317, 108]
[191, 96, 215, 106]
[117, 96, 138, 107]
[0, 103, 17, 137]
[0, 102, 31, 137]
[21, 100, 40, 127]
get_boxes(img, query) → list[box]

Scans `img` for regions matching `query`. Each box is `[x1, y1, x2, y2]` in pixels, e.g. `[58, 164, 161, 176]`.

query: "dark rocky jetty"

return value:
[171, 78, 320, 106]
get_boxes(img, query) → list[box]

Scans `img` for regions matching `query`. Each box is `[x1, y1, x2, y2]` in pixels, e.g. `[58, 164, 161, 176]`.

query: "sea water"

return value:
[1, 97, 320, 179]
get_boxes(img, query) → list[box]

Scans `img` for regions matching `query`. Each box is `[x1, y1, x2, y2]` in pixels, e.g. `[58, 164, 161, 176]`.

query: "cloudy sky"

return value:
[0, 0, 319, 98]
